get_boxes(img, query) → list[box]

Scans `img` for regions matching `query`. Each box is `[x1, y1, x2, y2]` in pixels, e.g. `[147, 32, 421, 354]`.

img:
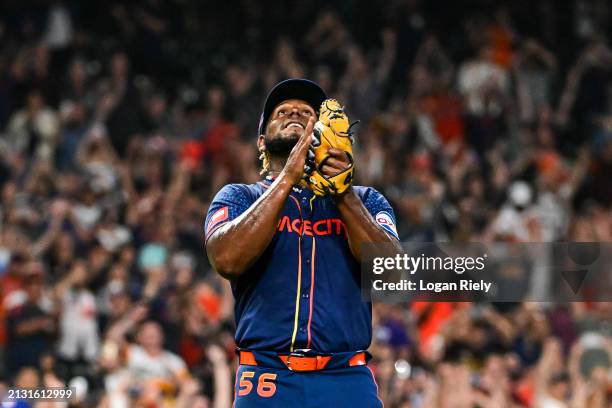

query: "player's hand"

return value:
[280, 117, 315, 185]
[319, 148, 351, 177]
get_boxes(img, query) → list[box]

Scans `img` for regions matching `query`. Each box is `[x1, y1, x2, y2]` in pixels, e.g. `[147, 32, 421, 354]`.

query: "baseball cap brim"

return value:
[258, 78, 327, 135]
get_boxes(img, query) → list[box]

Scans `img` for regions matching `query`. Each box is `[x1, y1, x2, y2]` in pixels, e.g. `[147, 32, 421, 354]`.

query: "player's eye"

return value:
[278, 110, 286, 116]
[302, 110, 312, 116]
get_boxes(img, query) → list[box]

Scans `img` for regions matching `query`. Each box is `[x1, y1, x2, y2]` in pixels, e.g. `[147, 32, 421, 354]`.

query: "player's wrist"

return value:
[274, 171, 299, 193]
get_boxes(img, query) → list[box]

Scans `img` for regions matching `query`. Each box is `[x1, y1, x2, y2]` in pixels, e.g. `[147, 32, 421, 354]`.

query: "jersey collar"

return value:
[262, 175, 314, 197]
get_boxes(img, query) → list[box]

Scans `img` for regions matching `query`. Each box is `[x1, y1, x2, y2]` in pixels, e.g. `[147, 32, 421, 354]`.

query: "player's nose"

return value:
[288, 106, 302, 117]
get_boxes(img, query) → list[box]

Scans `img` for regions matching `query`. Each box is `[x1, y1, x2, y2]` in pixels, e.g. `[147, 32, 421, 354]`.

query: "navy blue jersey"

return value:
[204, 177, 398, 353]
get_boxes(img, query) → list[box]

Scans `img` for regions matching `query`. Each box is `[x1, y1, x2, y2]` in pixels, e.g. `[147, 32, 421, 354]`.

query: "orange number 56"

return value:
[238, 371, 278, 398]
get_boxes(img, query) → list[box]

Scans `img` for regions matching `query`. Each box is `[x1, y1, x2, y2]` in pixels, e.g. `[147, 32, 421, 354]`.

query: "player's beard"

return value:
[263, 131, 300, 157]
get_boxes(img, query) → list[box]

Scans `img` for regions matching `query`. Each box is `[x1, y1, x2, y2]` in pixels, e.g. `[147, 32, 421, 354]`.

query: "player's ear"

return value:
[257, 135, 266, 153]
[258, 135, 270, 175]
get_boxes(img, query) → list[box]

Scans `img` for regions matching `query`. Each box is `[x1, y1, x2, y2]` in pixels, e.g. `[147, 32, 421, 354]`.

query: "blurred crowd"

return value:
[0, 0, 611, 406]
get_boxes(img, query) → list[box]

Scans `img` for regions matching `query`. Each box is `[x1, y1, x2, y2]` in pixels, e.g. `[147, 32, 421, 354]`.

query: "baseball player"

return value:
[205, 79, 399, 407]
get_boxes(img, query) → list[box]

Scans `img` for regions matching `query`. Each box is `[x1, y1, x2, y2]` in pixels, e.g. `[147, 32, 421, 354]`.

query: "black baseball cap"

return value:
[258, 78, 327, 135]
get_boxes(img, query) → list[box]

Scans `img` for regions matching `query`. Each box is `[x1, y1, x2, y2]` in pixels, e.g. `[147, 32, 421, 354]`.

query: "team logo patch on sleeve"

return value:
[375, 211, 398, 238]
[207, 206, 229, 236]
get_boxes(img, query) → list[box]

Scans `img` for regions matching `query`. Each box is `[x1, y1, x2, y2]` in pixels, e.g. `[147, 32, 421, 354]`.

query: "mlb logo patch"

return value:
[375, 211, 398, 238]
[207, 206, 229, 236]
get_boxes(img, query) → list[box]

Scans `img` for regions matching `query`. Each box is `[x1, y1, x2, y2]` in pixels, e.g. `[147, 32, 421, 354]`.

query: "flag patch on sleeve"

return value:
[207, 206, 229, 236]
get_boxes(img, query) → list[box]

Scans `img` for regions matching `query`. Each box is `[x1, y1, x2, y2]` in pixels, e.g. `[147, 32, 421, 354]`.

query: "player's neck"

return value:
[267, 156, 288, 175]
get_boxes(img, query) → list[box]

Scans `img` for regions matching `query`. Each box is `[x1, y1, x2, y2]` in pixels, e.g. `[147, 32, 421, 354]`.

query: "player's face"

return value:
[262, 99, 315, 156]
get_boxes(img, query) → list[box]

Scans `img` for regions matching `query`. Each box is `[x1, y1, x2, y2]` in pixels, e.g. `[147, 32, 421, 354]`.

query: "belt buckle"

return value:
[285, 349, 307, 371]
[285, 349, 332, 372]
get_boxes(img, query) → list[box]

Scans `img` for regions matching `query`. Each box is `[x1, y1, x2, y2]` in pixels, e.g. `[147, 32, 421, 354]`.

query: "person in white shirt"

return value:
[55, 260, 100, 363]
[126, 321, 189, 388]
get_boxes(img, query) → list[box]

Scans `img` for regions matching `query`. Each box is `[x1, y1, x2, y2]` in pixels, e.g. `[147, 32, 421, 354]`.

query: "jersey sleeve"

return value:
[204, 184, 254, 242]
[360, 187, 399, 239]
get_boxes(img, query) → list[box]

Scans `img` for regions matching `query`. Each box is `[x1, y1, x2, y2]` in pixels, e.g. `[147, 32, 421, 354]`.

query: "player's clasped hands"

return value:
[281, 120, 352, 186]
